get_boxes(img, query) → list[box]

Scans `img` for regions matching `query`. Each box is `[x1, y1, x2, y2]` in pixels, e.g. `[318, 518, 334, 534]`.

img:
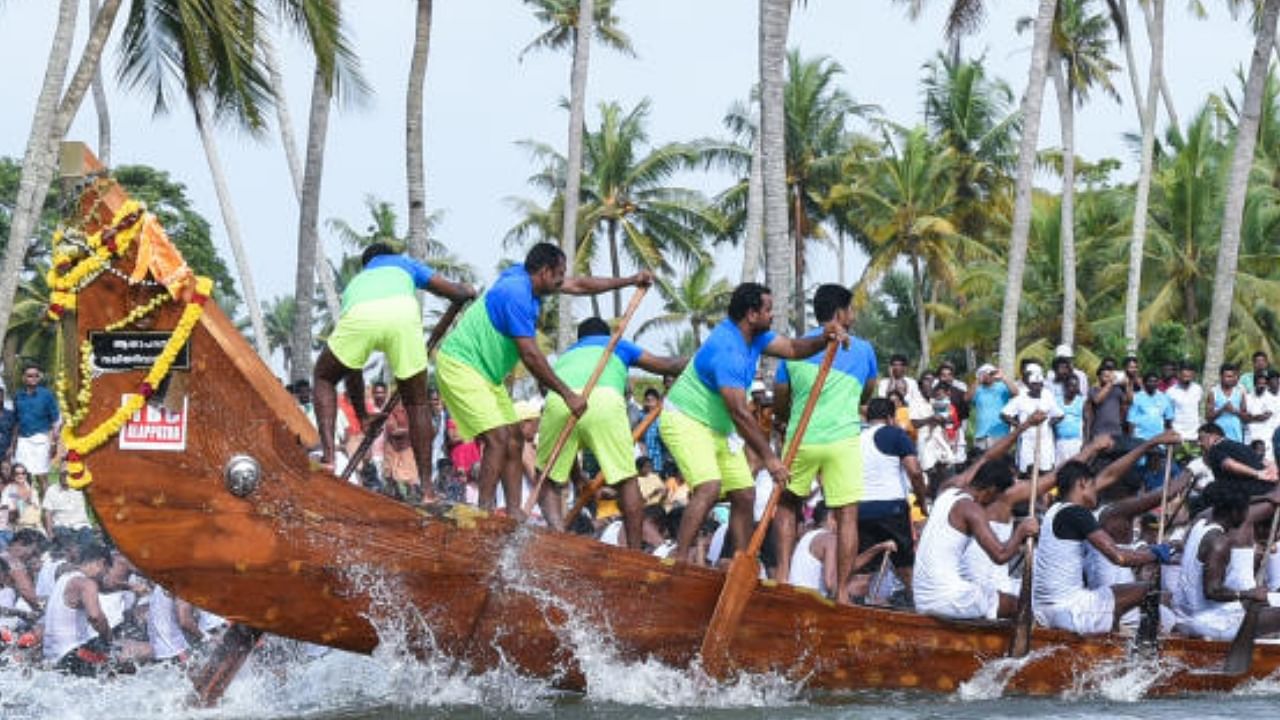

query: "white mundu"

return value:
[789, 529, 827, 595]
[1033, 503, 1115, 634]
[43, 570, 94, 662]
[148, 586, 191, 661]
[915, 488, 1000, 620]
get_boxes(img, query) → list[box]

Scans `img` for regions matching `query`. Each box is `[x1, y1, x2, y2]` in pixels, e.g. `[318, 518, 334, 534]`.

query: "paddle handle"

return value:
[1156, 444, 1175, 544]
[522, 284, 649, 516]
[745, 340, 839, 560]
[1009, 425, 1041, 657]
[339, 298, 468, 482]
[566, 402, 663, 521]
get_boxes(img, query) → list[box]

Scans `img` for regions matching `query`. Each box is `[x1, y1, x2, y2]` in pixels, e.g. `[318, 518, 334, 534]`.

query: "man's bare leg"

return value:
[772, 491, 803, 583]
[537, 480, 566, 531]
[399, 370, 436, 499]
[833, 503, 859, 605]
[312, 348, 351, 467]
[476, 424, 513, 510]
[616, 477, 644, 549]
[727, 487, 757, 563]
[500, 423, 526, 521]
[675, 481, 721, 562]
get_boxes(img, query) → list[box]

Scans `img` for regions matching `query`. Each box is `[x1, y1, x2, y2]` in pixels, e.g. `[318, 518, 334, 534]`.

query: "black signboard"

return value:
[89, 331, 191, 372]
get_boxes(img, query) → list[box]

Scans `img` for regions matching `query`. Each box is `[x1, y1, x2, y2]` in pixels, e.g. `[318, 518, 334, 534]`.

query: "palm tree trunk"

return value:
[760, 0, 793, 336]
[1205, 0, 1280, 382]
[1123, 0, 1164, 354]
[691, 319, 702, 348]
[406, 0, 432, 262]
[0, 0, 121, 346]
[793, 183, 807, 329]
[262, 32, 342, 324]
[741, 132, 765, 282]
[1137, 0, 1181, 133]
[291, 69, 333, 383]
[194, 96, 271, 361]
[89, 0, 111, 167]
[911, 252, 931, 374]
[997, 0, 1055, 377]
[1052, 59, 1078, 350]
[608, 218, 623, 316]
[558, 0, 594, 350]
[837, 230, 846, 286]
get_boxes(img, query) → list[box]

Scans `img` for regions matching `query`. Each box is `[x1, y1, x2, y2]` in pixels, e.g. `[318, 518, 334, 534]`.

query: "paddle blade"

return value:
[187, 624, 263, 707]
[1134, 567, 1162, 658]
[1008, 542, 1035, 657]
[1224, 601, 1263, 675]
[699, 551, 762, 679]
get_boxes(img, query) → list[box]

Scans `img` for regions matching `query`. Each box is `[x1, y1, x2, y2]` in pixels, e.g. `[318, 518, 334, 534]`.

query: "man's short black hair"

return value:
[1179, 360, 1197, 372]
[812, 284, 852, 323]
[644, 387, 661, 400]
[1254, 350, 1269, 361]
[728, 282, 771, 322]
[78, 542, 111, 567]
[577, 317, 610, 340]
[12, 528, 46, 551]
[1143, 371, 1159, 382]
[812, 501, 830, 527]
[866, 397, 895, 421]
[1221, 362, 1239, 374]
[524, 242, 566, 273]
[1204, 480, 1250, 519]
[636, 457, 653, 473]
[1055, 460, 1093, 498]
[971, 458, 1015, 493]
[361, 242, 397, 267]
[890, 353, 909, 365]
[1122, 355, 1138, 366]
[1198, 422, 1225, 437]
[373, 381, 388, 390]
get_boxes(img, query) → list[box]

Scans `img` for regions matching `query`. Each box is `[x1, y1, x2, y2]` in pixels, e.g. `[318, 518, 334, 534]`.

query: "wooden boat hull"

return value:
[61, 155, 1280, 699]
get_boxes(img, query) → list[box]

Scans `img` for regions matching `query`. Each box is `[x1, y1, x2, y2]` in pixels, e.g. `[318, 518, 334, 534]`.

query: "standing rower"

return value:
[438, 242, 649, 518]
[534, 317, 685, 545]
[772, 284, 877, 604]
[661, 283, 844, 564]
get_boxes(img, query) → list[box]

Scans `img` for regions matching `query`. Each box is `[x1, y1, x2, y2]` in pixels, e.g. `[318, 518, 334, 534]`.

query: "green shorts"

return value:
[537, 388, 635, 486]
[437, 351, 516, 439]
[327, 295, 427, 380]
[784, 435, 863, 507]
[659, 408, 753, 497]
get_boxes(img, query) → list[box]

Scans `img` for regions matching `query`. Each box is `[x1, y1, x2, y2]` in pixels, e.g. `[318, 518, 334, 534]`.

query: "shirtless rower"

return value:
[1173, 482, 1280, 641]
[788, 502, 897, 600]
[914, 412, 1047, 620]
[0, 528, 46, 613]
[1033, 462, 1174, 634]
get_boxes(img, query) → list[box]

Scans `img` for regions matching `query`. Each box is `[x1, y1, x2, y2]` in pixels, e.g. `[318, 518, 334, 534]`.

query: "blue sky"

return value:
[0, 1, 1258, 357]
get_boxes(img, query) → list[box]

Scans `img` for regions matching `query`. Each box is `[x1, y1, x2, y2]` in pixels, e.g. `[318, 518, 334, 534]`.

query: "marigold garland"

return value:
[59, 274, 215, 486]
[46, 200, 146, 318]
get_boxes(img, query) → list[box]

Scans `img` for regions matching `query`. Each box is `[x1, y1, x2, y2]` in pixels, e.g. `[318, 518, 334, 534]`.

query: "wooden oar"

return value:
[1136, 444, 1175, 654]
[187, 624, 263, 707]
[1008, 425, 1042, 657]
[868, 548, 893, 606]
[339, 298, 468, 483]
[1255, 506, 1280, 588]
[699, 340, 838, 679]
[521, 285, 649, 517]
[565, 402, 662, 522]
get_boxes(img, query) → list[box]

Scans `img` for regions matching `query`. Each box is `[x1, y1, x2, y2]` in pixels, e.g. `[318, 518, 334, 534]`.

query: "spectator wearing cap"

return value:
[967, 363, 1018, 453]
[1000, 364, 1063, 474]
[1048, 344, 1090, 405]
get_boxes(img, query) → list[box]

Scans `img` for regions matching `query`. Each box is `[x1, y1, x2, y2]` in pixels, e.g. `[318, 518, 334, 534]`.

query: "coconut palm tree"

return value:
[520, 0, 633, 348]
[326, 196, 476, 285]
[509, 100, 719, 315]
[406, 0, 434, 262]
[760, 0, 794, 334]
[0, 0, 122, 352]
[636, 265, 733, 347]
[1204, 0, 1280, 381]
[1037, 0, 1121, 348]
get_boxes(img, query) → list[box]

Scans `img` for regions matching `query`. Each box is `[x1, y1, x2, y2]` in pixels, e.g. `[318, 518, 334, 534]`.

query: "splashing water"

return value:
[954, 646, 1064, 701]
[1062, 654, 1183, 702]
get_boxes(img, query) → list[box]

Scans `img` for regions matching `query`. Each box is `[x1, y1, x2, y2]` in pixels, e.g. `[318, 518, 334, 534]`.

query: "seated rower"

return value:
[1173, 482, 1280, 641]
[1032, 462, 1172, 634]
[789, 501, 897, 600]
[44, 542, 116, 676]
[914, 413, 1045, 620]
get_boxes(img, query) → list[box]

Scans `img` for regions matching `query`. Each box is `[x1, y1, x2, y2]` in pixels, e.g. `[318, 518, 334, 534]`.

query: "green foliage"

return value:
[1139, 322, 1194, 373]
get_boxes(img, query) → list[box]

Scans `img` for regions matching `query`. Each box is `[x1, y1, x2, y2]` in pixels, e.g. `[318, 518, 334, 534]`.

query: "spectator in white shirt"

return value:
[43, 470, 92, 538]
[1000, 364, 1063, 474]
[1165, 361, 1205, 442]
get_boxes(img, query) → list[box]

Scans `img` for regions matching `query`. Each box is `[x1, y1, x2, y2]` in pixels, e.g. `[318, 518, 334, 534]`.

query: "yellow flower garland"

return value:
[62, 276, 212, 489]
